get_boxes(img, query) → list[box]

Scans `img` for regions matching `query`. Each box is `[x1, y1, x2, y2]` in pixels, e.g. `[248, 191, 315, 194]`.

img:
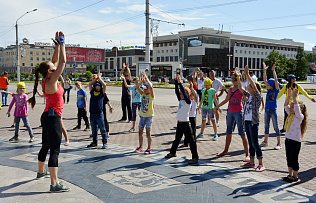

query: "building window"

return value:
[165, 57, 169, 62]
[30, 57, 33, 61]
[157, 57, 160, 62]
[170, 56, 174, 62]
[249, 51, 251, 54]
[244, 51, 247, 54]
[240, 50, 242, 54]
[166, 50, 168, 53]
[48, 52, 51, 55]
[175, 49, 178, 52]
[42, 58, 45, 61]
[162, 50, 164, 53]
[31, 63, 33, 66]
[42, 52, 45, 55]
[36, 52, 39, 55]
[257, 52, 259, 55]
[30, 51, 33, 55]
[175, 56, 178, 61]
[261, 52, 263, 55]
[47, 58, 50, 61]
[161, 57, 164, 62]
[37, 57, 39, 61]
[22, 63, 25, 66]
[265, 52, 267, 55]
[128, 57, 132, 65]
[138, 57, 145, 61]
[235, 50, 238, 53]
[171, 49, 173, 53]
[253, 51, 255, 54]
[157, 50, 160, 53]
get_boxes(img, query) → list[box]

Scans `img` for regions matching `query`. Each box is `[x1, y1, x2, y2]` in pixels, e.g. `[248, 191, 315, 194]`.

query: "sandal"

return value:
[188, 159, 198, 164]
[216, 152, 229, 156]
[165, 153, 176, 158]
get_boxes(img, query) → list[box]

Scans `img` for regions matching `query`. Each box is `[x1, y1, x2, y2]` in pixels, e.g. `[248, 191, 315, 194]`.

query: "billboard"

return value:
[187, 36, 202, 47]
[66, 47, 105, 62]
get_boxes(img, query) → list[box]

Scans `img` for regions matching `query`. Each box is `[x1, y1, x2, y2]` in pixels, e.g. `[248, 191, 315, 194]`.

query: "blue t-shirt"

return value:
[77, 89, 87, 108]
[265, 88, 279, 110]
[89, 88, 105, 114]
[128, 86, 142, 103]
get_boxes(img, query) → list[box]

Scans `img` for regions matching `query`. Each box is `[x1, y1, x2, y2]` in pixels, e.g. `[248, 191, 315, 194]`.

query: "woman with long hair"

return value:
[28, 31, 70, 192]
[277, 74, 315, 132]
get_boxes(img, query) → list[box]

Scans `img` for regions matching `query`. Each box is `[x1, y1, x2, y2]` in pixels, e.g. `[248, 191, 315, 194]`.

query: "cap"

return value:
[204, 78, 213, 86]
[17, 82, 26, 89]
[94, 82, 102, 87]
[288, 74, 296, 80]
[143, 82, 150, 89]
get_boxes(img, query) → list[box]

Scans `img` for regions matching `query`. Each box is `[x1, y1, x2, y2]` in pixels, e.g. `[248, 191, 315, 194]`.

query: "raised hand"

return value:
[263, 62, 268, 71]
[123, 63, 126, 69]
[288, 87, 293, 97]
[272, 62, 276, 71]
[234, 67, 241, 76]
[292, 88, 298, 98]
[244, 65, 249, 74]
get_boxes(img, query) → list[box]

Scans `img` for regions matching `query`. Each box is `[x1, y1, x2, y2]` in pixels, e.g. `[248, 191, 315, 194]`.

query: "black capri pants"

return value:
[285, 138, 301, 171]
[38, 111, 62, 167]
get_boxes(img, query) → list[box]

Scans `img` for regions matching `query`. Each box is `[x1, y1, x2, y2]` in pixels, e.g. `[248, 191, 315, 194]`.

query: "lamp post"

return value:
[16, 9, 37, 83]
[171, 32, 184, 78]
[106, 40, 118, 81]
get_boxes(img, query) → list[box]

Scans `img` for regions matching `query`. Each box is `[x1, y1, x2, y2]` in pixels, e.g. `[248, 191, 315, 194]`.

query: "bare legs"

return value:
[218, 134, 250, 161]
[138, 128, 152, 149]
[61, 119, 69, 145]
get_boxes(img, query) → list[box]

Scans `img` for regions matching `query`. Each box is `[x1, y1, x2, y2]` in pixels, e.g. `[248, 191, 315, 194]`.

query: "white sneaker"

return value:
[274, 144, 282, 150]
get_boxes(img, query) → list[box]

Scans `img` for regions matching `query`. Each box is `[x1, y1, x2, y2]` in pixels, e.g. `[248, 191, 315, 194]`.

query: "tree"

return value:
[85, 71, 93, 79]
[264, 50, 289, 79]
[295, 46, 308, 80]
[86, 65, 98, 74]
[23, 72, 30, 79]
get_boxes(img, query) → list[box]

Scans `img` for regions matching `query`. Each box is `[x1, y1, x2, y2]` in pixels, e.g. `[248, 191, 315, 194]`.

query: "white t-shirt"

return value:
[197, 78, 205, 90]
[189, 99, 198, 118]
[64, 79, 71, 89]
[251, 75, 258, 82]
[176, 100, 191, 122]
[242, 81, 248, 89]
[211, 78, 223, 93]
[244, 96, 253, 121]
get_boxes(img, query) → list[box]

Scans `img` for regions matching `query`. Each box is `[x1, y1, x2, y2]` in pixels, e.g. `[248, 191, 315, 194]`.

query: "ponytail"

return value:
[299, 101, 308, 139]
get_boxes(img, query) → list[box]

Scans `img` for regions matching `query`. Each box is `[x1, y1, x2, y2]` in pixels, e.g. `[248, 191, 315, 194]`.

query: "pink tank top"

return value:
[228, 86, 243, 112]
[42, 79, 64, 117]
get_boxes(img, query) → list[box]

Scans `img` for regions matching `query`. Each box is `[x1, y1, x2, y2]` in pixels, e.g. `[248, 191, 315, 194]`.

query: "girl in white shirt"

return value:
[283, 88, 308, 183]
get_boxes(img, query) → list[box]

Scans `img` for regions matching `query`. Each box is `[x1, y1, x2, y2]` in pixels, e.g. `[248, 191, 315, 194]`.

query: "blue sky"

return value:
[1, 0, 316, 51]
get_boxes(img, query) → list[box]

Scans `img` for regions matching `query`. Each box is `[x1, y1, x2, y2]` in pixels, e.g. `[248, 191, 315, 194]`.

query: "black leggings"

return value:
[103, 109, 109, 132]
[38, 112, 62, 167]
[285, 138, 301, 171]
[78, 108, 89, 127]
[184, 117, 196, 146]
[121, 95, 132, 121]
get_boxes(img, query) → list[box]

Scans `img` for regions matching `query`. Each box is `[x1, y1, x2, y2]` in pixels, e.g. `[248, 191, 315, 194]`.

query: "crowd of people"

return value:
[1, 31, 316, 192]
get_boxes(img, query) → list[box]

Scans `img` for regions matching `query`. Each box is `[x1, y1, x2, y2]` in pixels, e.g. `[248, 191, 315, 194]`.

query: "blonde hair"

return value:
[298, 100, 308, 138]
[75, 81, 82, 86]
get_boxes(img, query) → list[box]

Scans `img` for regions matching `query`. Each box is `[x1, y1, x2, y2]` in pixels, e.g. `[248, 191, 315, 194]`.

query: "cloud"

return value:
[204, 14, 216, 17]
[99, 8, 113, 14]
[116, 0, 129, 2]
[305, 26, 316, 30]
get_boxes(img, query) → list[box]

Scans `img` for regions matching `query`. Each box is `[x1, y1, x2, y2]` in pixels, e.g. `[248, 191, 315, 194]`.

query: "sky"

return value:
[0, 0, 316, 51]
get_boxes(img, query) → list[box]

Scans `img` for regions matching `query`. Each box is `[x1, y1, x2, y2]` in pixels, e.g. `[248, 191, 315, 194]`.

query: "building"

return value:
[153, 27, 304, 78]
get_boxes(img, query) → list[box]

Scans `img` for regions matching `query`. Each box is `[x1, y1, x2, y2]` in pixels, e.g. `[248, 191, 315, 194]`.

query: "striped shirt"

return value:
[242, 90, 262, 126]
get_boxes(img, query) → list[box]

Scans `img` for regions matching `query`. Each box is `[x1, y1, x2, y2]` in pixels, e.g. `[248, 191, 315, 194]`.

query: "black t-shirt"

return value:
[122, 79, 131, 96]
[89, 88, 105, 114]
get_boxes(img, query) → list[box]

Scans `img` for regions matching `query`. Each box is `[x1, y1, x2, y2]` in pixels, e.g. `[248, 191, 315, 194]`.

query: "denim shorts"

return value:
[201, 109, 215, 120]
[264, 109, 280, 136]
[226, 110, 245, 135]
[139, 116, 153, 130]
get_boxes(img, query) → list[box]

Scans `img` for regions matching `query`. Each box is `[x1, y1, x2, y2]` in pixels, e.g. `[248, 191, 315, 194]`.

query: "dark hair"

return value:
[286, 78, 297, 90]
[28, 61, 50, 109]
[4, 71, 8, 75]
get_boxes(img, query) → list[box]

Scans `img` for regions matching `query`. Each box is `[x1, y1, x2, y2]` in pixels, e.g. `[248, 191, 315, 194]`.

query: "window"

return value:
[47, 58, 50, 61]
[161, 57, 164, 62]
[158, 50, 160, 54]
[42, 58, 45, 61]
[175, 56, 178, 61]
[31, 63, 33, 66]
[129, 57, 132, 65]
[265, 52, 267, 55]
[30, 51, 33, 55]
[249, 51, 251, 54]
[171, 49, 173, 53]
[36, 52, 39, 55]
[170, 56, 174, 62]
[22, 63, 25, 66]
[175, 49, 178, 52]
[165, 56, 169, 62]
[162, 50, 164, 53]
[30, 57, 33, 61]
[253, 51, 255, 54]
[157, 57, 160, 62]
[235, 50, 238, 53]
[261, 52, 263, 55]
[244, 51, 247, 54]
[48, 52, 51, 55]
[42, 52, 45, 55]
[37, 57, 39, 61]
[166, 50, 168, 53]
[257, 52, 259, 55]
[240, 50, 242, 53]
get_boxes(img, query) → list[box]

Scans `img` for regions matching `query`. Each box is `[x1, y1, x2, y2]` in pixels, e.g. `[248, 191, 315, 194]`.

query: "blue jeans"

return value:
[244, 121, 262, 159]
[264, 109, 280, 136]
[15, 116, 34, 138]
[201, 109, 215, 120]
[1, 88, 8, 105]
[226, 110, 244, 135]
[90, 113, 107, 144]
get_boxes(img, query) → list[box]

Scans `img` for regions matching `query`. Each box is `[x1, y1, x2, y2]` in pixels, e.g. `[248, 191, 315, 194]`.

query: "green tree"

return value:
[295, 46, 308, 80]
[86, 65, 98, 74]
[85, 71, 93, 79]
[23, 72, 30, 79]
[264, 50, 289, 78]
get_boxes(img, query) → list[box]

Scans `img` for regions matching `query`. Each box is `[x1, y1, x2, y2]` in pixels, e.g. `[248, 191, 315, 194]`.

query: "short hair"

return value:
[75, 81, 82, 86]
[4, 71, 8, 75]
[133, 77, 139, 81]
[249, 71, 254, 75]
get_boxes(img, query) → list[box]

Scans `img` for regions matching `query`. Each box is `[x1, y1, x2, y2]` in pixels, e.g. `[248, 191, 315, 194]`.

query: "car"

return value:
[182, 78, 188, 83]
[168, 79, 175, 84]
[101, 77, 110, 82]
[81, 78, 87, 82]
[225, 77, 232, 82]
[277, 78, 287, 84]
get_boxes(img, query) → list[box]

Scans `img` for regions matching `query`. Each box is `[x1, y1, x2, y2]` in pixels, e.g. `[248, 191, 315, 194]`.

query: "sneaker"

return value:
[87, 143, 97, 148]
[72, 126, 80, 130]
[188, 159, 198, 165]
[206, 120, 211, 125]
[50, 182, 71, 193]
[260, 141, 268, 147]
[118, 118, 127, 122]
[134, 147, 143, 153]
[255, 165, 265, 172]
[241, 162, 255, 168]
[102, 143, 107, 149]
[29, 137, 35, 143]
[9, 136, 19, 142]
[84, 127, 90, 131]
[11, 124, 14, 128]
[144, 149, 152, 154]
[213, 134, 219, 141]
[36, 170, 50, 179]
[196, 133, 204, 138]
[129, 128, 136, 132]
[127, 120, 131, 123]
[274, 144, 282, 150]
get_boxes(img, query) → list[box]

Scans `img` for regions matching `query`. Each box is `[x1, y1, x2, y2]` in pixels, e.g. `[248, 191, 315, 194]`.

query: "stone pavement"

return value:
[0, 83, 316, 202]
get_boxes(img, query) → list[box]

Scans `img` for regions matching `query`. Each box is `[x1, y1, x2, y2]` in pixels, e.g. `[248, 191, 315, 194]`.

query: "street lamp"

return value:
[171, 32, 184, 78]
[16, 8, 37, 83]
[227, 53, 233, 76]
[106, 40, 118, 81]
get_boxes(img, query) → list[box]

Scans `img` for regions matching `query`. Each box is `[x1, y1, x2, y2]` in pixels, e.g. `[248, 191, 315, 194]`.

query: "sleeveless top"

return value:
[43, 79, 64, 117]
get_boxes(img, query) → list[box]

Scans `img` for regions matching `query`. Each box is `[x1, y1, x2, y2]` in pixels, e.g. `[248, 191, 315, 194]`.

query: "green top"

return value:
[201, 88, 216, 110]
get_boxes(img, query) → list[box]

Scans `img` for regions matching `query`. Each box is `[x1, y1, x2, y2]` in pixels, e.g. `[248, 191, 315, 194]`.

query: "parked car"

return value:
[225, 77, 232, 82]
[157, 76, 169, 83]
[168, 79, 175, 84]
[277, 78, 287, 84]
[182, 78, 188, 83]
[101, 77, 110, 82]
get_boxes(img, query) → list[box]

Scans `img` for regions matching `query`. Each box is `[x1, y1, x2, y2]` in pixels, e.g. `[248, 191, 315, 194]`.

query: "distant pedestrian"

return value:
[87, 74, 108, 149]
[165, 75, 199, 164]
[196, 71, 205, 102]
[63, 75, 71, 104]
[121, 75, 142, 132]
[134, 73, 154, 154]
[235, 66, 265, 172]
[282, 88, 308, 183]
[119, 63, 132, 122]
[249, 71, 258, 82]
[0, 71, 10, 106]
[7, 82, 34, 142]
[209, 70, 225, 127]
[72, 81, 90, 131]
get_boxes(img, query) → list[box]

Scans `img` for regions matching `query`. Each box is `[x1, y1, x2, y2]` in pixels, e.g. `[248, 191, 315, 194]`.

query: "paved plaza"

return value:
[0, 83, 316, 202]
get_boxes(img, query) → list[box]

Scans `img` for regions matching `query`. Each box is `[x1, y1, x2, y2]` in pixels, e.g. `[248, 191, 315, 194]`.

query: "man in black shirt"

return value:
[119, 63, 132, 122]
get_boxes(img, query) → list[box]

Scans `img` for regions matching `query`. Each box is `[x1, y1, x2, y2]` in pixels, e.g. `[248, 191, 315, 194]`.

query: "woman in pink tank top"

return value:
[28, 31, 70, 192]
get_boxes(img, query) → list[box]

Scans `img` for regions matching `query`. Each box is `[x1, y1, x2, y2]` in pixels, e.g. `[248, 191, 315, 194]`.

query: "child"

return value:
[197, 78, 221, 141]
[165, 75, 199, 164]
[135, 73, 154, 154]
[6, 82, 34, 142]
[121, 75, 142, 132]
[235, 66, 265, 172]
[282, 88, 308, 183]
[87, 74, 108, 149]
[260, 62, 281, 149]
[73, 81, 90, 131]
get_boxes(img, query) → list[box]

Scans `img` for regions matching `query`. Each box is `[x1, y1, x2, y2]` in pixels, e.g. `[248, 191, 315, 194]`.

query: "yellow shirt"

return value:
[277, 84, 312, 103]
[139, 93, 154, 117]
